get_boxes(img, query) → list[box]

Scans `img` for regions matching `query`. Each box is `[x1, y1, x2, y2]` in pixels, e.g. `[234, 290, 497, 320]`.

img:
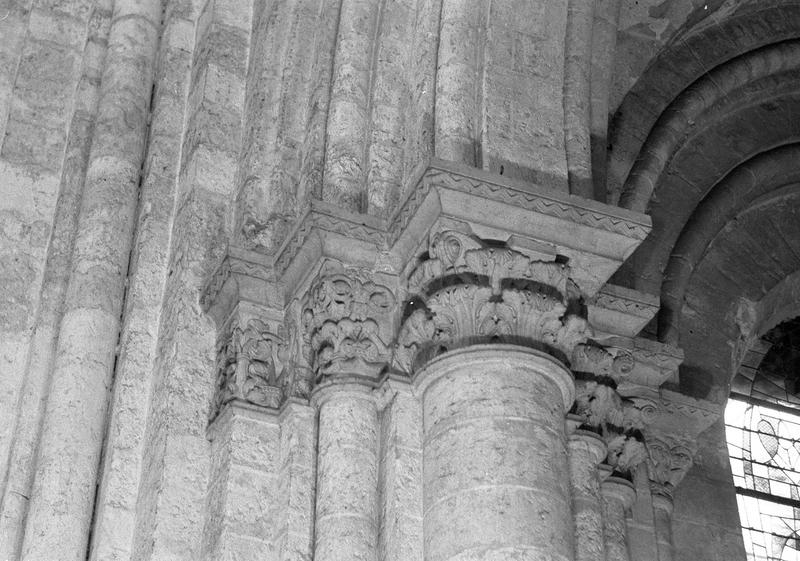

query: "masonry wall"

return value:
[0, 1, 756, 560]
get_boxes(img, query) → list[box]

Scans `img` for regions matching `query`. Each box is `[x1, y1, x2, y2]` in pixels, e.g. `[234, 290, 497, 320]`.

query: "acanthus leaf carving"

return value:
[393, 307, 435, 374]
[574, 381, 625, 428]
[395, 231, 590, 374]
[302, 266, 397, 382]
[572, 378, 651, 476]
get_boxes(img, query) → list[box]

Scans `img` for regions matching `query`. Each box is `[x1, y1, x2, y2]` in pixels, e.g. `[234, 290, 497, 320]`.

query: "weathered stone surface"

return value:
[313, 385, 379, 561]
[202, 405, 280, 559]
[415, 346, 575, 561]
[376, 378, 423, 561]
[3, 2, 790, 561]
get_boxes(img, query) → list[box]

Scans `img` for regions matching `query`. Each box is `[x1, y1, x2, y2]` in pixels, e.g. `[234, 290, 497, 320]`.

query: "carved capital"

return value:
[395, 231, 589, 373]
[622, 396, 659, 430]
[302, 263, 397, 382]
[572, 378, 649, 476]
[645, 436, 695, 497]
[572, 337, 683, 391]
[211, 317, 283, 419]
[574, 379, 625, 428]
[210, 305, 312, 421]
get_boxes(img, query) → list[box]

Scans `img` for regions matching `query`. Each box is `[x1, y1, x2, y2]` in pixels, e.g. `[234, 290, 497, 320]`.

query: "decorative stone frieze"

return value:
[389, 161, 651, 295]
[397, 165, 651, 243]
[395, 230, 589, 373]
[201, 248, 280, 324]
[301, 262, 398, 383]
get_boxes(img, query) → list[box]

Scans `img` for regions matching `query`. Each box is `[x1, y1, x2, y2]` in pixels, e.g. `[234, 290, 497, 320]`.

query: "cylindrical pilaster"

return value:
[20, 0, 161, 559]
[415, 345, 575, 561]
[652, 488, 675, 561]
[601, 476, 636, 561]
[313, 382, 379, 561]
[569, 430, 608, 561]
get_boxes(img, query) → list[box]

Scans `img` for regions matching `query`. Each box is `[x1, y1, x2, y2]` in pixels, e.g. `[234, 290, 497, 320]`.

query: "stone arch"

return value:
[607, 1, 800, 205]
[615, 41, 800, 211]
[659, 146, 800, 345]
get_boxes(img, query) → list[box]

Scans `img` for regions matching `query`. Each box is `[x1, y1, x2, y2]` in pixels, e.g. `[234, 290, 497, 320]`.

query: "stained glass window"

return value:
[726, 397, 800, 560]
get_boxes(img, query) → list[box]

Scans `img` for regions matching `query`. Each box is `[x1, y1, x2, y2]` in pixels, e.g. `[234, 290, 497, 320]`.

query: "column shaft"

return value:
[276, 402, 317, 561]
[376, 380, 423, 561]
[20, 1, 161, 559]
[416, 345, 575, 561]
[601, 477, 636, 561]
[314, 384, 379, 561]
[652, 494, 674, 561]
[569, 431, 607, 561]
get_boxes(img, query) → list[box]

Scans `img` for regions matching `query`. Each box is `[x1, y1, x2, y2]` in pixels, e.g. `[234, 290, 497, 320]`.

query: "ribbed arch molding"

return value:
[607, 1, 800, 204]
[659, 146, 800, 344]
[615, 86, 800, 295]
[677, 189, 800, 400]
[616, 40, 800, 211]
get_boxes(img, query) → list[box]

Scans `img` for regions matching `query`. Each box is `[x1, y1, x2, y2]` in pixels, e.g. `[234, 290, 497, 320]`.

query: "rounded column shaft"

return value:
[20, 1, 161, 559]
[416, 345, 575, 561]
[313, 384, 379, 561]
[569, 431, 607, 561]
[652, 493, 674, 561]
[601, 476, 636, 561]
